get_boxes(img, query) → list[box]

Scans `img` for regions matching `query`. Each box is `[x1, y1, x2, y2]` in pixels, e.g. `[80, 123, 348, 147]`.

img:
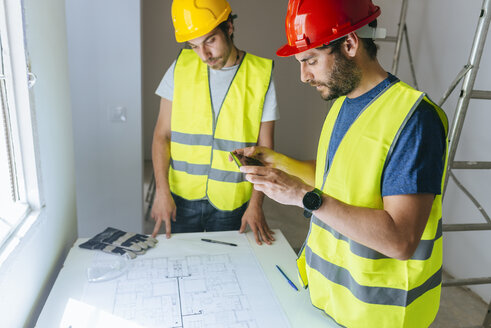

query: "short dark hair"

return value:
[317, 36, 347, 53]
[317, 19, 379, 59]
[217, 14, 236, 42]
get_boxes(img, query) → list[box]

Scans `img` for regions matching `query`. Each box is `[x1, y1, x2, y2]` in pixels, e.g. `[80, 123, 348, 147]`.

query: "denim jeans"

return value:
[170, 193, 248, 233]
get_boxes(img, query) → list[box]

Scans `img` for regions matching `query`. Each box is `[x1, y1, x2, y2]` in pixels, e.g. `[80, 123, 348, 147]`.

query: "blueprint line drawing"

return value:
[82, 249, 290, 328]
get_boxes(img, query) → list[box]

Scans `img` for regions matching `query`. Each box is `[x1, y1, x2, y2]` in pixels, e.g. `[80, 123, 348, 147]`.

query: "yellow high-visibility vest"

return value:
[169, 49, 272, 211]
[297, 81, 448, 327]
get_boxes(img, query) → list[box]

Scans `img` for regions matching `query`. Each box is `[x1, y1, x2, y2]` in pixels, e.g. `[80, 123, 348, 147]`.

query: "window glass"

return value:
[0, 1, 39, 257]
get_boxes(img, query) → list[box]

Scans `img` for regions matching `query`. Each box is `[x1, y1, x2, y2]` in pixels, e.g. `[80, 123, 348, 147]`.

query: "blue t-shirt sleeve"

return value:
[381, 99, 446, 196]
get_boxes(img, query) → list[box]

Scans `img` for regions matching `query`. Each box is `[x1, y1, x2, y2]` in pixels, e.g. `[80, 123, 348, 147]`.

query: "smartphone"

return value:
[230, 152, 264, 167]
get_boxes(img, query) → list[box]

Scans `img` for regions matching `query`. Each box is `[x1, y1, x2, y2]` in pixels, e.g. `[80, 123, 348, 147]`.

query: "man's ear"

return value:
[227, 20, 234, 37]
[343, 32, 359, 58]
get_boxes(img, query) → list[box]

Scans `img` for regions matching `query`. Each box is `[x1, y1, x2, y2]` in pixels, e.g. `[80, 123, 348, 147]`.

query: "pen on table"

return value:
[276, 265, 298, 291]
[201, 238, 237, 247]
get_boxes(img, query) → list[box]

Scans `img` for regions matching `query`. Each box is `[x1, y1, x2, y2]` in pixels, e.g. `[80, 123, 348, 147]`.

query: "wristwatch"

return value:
[302, 188, 323, 218]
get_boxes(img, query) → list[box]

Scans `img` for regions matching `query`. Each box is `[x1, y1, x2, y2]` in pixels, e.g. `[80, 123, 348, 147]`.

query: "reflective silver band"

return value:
[171, 131, 212, 146]
[209, 168, 245, 183]
[170, 159, 208, 175]
[305, 245, 442, 307]
[171, 131, 255, 151]
[213, 138, 256, 151]
[311, 216, 442, 261]
[170, 159, 246, 183]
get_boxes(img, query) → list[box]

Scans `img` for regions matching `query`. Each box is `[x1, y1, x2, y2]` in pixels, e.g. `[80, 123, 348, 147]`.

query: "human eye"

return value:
[206, 37, 215, 44]
[307, 59, 317, 65]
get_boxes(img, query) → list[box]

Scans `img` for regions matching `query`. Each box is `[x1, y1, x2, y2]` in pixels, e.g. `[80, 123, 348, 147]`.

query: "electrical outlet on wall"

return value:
[109, 106, 127, 123]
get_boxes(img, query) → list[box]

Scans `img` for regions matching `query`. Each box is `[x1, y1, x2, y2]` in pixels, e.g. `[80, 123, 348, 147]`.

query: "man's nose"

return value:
[300, 64, 313, 84]
[195, 46, 211, 61]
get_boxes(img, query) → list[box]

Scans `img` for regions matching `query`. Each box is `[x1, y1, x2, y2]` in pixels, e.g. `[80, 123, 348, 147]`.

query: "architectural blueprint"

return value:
[81, 235, 291, 328]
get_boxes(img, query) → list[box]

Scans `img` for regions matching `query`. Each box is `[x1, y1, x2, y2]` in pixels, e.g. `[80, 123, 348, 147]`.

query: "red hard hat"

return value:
[277, 0, 381, 57]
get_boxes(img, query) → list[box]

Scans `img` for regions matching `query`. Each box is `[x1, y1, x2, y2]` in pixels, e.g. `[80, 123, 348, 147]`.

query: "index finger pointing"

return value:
[165, 219, 172, 239]
[152, 219, 162, 238]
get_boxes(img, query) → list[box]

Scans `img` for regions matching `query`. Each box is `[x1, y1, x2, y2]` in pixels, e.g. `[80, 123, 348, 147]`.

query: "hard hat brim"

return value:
[276, 44, 299, 57]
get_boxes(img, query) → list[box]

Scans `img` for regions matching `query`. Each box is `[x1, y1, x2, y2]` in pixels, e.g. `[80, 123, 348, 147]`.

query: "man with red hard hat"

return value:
[151, 0, 278, 245]
[235, 0, 448, 326]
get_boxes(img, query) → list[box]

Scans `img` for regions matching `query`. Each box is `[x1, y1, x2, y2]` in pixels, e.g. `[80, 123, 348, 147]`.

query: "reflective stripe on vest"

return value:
[169, 49, 272, 210]
[311, 215, 443, 261]
[297, 81, 449, 328]
[304, 244, 443, 307]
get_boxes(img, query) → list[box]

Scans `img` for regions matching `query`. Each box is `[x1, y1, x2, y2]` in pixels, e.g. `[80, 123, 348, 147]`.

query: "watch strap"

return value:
[302, 188, 323, 218]
[303, 209, 313, 218]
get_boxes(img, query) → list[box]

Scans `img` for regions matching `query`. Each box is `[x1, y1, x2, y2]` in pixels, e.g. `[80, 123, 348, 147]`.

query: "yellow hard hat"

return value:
[171, 0, 232, 43]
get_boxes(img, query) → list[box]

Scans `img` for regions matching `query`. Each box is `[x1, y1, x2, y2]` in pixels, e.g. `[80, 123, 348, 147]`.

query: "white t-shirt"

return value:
[155, 58, 280, 122]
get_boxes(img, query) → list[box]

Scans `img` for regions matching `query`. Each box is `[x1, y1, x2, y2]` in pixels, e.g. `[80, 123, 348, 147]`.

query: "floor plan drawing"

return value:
[111, 255, 257, 327]
[82, 243, 290, 328]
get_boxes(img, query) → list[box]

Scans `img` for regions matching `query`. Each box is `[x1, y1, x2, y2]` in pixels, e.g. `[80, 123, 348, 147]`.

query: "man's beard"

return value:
[315, 52, 362, 101]
[205, 35, 234, 70]
[206, 57, 225, 70]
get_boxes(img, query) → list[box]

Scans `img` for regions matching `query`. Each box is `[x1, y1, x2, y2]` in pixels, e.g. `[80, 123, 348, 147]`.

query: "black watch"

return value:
[302, 188, 323, 218]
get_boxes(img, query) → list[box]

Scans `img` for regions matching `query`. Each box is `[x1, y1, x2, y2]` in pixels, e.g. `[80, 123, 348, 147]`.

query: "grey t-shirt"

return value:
[155, 59, 280, 122]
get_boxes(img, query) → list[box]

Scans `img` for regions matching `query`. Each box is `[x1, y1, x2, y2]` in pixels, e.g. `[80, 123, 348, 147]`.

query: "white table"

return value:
[36, 229, 337, 327]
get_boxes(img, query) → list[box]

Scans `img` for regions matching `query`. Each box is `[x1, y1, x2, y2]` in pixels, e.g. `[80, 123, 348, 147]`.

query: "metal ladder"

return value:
[377, 0, 419, 89]
[437, 0, 491, 326]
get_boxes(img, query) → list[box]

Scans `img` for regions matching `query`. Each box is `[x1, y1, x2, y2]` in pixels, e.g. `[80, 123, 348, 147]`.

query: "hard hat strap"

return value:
[355, 25, 387, 39]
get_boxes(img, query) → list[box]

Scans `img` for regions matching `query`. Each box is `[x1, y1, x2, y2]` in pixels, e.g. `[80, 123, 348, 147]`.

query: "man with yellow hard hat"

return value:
[235, 0, 448, 326]
[150, 0, 277, 245]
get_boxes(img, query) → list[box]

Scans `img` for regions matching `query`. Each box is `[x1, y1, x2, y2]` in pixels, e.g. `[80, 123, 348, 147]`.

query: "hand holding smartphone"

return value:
[230, 151, 264, 168]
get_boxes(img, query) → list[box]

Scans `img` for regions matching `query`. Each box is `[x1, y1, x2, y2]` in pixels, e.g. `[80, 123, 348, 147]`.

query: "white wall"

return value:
[66, 0, 143, 237]
[0, 0, 77, 326]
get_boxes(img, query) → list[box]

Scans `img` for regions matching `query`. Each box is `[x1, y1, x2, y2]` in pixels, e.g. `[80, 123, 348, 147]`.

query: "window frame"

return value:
[0, 0, 43, 267]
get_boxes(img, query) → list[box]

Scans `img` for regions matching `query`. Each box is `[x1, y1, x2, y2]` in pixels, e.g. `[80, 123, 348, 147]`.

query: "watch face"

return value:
[303, 191, 321, 211]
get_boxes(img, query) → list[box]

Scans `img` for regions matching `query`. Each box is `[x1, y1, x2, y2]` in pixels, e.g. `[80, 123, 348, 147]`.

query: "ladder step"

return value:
[376, 36, 398, 42]
[452, 161, 491, 169]
[443, 223, 491, 231]
[443, 277, 491, 287]
[471, 90, 491, 99]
